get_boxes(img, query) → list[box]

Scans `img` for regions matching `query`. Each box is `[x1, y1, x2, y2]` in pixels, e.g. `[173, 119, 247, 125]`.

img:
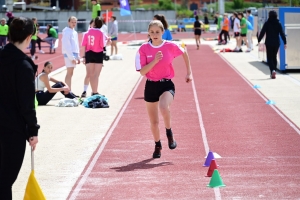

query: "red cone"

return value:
[206, 159, 218, 177]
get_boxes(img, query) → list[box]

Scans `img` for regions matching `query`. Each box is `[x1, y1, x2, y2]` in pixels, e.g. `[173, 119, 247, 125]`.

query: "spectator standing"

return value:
[246, 10, 254, 49]
[258, 10, 287, 79]
[246, 19, 254, 51]
[232, 12, 240, 51]
[238, 12, 250, 52]
[0, 18, 9, 47]
[219, 13, 229, 45]
[91, 0, 101, 19]
[30, 18, 38, 60]
[108, 16, 118, 56]
[62, 16, 80, 93]
[6, 12, 14, 27]
[0, 17, 39, 199]
[153, 14, 173, 40]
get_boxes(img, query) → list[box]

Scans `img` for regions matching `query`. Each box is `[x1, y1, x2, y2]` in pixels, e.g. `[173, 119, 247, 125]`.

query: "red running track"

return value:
[28, 32, 215, 73]
[66, 45, 300, 199]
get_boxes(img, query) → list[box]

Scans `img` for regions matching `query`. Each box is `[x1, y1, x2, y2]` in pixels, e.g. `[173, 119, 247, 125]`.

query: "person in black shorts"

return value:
[193, 16, 203, 50]
[82, 17, 110, 96]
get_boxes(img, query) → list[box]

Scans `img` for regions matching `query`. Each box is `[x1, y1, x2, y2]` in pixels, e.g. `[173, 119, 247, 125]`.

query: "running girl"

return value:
[81, 16, 110, 96]
[135, 20, 192, 159]
[35, 61, 77, 105]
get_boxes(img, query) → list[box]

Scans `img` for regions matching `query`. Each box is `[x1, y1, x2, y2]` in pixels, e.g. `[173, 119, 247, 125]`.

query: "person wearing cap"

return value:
[91, 0, 101, 19]
[0, 18, 9, 47]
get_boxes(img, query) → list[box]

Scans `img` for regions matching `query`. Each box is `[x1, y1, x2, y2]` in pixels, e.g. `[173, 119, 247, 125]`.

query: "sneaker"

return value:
[81, 91, 86, 98]
[31, 56, 35, 60]
[39, 50, 45, 54]
[246, 49, 251, 52]
[167, 134, 177, 149]
[271, 71, 276, 79]
[153, 146, 162, 158]
[239, 49, 243, 52]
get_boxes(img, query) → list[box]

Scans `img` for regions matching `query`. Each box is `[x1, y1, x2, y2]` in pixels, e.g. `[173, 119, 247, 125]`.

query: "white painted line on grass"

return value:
[68, 75, 144, 200]
[190, 70, 222, 200]
[218, 54, 300, 136]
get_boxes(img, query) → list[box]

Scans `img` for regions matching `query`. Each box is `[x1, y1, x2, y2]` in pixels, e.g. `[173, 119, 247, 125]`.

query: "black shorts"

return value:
[144, 79, 175, 102]
[194, 29, 201, 35]
[85, 51, 103, 64]
[234, 32, 240, 37]
[240, 33, 247, 37]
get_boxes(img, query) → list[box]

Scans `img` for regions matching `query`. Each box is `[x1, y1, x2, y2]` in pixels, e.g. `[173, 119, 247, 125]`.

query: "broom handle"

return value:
[31, 147, 34, 171]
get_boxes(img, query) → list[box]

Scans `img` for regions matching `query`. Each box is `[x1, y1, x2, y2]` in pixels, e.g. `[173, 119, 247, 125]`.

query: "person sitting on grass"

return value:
[35, 61, 77, 105]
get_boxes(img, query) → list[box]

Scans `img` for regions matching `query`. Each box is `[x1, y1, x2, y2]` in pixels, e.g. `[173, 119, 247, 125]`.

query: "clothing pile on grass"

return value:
[82, 94, 109, 108]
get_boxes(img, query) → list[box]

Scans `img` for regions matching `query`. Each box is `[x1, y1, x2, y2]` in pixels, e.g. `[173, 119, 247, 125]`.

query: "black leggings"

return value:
[30, 39, 36, 56]
[36, 37, 44, 50]
[36, 82, 77, 105]
[219, 30, 229, 43]
[265, 45, 279, 74]
[0, 132, 26, 200]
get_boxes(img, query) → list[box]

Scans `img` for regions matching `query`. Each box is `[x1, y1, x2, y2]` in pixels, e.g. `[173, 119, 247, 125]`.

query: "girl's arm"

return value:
[40, 75, 68, 93]
[49, 77, 69, 88]
[182, 51, 192, 83]
[139, 51, 162, 76]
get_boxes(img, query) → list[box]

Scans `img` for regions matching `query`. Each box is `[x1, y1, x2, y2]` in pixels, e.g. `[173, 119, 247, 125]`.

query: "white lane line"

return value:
[218, 54, 300, 135]
[190, 70, 222, 200]
[68, 76, 143, 200]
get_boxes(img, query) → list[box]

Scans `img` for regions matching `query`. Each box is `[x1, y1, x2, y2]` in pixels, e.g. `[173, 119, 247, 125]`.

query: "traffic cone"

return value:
[203, 151, 215, 167]
[207, 169, 226, 188]
[206, 159, 218, 177]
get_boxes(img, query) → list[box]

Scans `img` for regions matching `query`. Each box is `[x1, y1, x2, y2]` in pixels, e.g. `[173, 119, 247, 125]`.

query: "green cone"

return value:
[207, 169, 226, 188]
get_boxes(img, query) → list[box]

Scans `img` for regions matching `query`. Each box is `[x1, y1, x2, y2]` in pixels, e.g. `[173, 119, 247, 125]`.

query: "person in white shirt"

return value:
[62, 16, 80, 93]
[232, 12, 241, 51]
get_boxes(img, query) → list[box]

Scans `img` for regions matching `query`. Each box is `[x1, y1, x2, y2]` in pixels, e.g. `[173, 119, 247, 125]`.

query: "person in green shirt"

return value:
[91, 0, 101, 19]
[237, 12, 250, 52]
[43, 24, 58, 49]
[0, 18, 9, 46]
[30, 17, 38, 60]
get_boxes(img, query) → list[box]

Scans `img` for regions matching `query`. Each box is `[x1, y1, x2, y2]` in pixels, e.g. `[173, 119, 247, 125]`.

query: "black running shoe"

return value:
[167, 135, 177, 149]
[153, 146, 162, 158]
[81, 91, 86, 98]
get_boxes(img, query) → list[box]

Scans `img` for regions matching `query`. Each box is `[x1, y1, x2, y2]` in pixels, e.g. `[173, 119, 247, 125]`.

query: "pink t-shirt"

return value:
[81, 28, 107, 52]
[135, 41, 185, 81]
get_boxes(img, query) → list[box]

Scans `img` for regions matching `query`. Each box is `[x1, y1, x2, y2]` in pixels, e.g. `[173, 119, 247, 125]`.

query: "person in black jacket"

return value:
[258, 10, 287, 79]
[0, 17, 40, 200]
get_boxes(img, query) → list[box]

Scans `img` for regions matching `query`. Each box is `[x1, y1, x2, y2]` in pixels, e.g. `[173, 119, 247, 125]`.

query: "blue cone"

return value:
[266, 100, 276, 105]
[253, 85, 261, 89]
[203, 151, 215, 167]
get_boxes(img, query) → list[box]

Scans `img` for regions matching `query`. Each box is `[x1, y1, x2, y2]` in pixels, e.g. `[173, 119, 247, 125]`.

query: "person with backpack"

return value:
[0, 17, 40, 199]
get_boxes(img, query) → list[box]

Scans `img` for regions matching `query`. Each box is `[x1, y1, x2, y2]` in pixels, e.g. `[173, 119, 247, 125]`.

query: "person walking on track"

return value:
[258, 10, 287, 79]
[0, 17, 40, 200]
[81, 17, 110, 96]
[193, 15, 203, 49]
[62, 16, 80, 94]
[135, 20, 192, 159]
